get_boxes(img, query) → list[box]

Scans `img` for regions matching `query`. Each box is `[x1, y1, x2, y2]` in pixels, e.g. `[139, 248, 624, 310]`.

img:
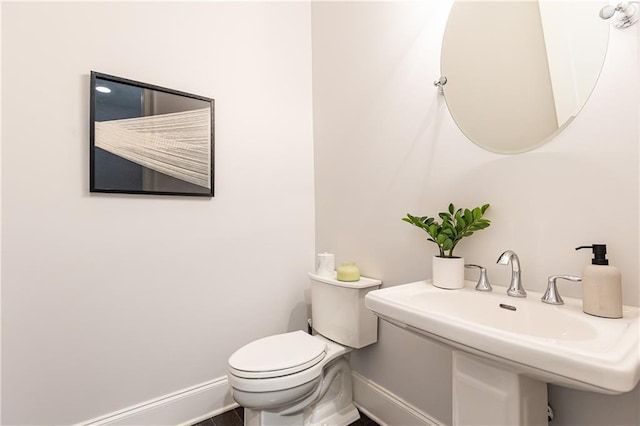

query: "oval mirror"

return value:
[441, 0, 610, 154]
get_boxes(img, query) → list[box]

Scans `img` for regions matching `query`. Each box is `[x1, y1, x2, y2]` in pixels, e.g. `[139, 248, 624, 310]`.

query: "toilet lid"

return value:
[228, 331, 327, 379]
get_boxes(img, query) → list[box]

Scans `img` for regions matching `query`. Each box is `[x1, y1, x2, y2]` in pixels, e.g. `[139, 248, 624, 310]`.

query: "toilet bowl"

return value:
[228, 331, 356, 425]
[227, 273, 382, 426]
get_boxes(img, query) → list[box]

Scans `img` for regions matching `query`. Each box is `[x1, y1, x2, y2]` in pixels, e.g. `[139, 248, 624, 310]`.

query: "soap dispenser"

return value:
[575, 244, 622, 318]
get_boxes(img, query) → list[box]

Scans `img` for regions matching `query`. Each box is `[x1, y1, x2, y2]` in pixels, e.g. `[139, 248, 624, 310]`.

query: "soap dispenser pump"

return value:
[575, 244, 622, 318]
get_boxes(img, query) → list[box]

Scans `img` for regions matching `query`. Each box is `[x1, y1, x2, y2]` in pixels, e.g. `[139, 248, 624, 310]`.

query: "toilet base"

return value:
[242, 356, 359, 426]
[308, 401, 360, 426]
[244, 403, 359, 426]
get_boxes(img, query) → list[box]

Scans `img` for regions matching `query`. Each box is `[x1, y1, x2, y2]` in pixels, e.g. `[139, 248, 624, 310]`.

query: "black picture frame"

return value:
[90, 71, 215, 197]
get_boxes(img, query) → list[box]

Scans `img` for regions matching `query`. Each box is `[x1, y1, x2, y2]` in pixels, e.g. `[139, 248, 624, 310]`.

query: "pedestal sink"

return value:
[365, 280, 640, 425]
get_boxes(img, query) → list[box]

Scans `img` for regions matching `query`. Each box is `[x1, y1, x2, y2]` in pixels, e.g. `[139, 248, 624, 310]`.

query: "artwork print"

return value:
[90, 72, 215, 196]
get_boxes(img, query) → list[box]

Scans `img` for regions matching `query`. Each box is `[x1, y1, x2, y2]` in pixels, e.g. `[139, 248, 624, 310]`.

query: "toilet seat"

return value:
[229, 331, 327, 379]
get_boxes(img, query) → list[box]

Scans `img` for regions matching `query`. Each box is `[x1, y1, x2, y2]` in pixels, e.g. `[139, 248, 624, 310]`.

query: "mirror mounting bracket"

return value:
[433, 76, 447, 95]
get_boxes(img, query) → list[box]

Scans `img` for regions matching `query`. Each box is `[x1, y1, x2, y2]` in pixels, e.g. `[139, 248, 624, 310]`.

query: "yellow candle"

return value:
[337, 261, 360, 282]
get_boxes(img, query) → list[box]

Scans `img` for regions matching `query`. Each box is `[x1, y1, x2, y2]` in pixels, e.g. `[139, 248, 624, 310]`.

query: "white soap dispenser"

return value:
[575, 244, 622, 318]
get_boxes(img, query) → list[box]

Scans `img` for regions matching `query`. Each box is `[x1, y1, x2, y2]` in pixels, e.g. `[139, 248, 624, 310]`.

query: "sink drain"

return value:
[499, 303, 517, 311]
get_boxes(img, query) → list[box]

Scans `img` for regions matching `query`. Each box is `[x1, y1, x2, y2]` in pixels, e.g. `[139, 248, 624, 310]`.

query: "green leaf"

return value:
[463, 209, 472, 224]
[403, 203, 490, 257]
[473, 207, 481, 220]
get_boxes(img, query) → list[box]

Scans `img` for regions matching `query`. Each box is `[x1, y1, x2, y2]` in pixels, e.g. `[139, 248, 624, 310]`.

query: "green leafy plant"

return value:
[402, 203, 491, 258]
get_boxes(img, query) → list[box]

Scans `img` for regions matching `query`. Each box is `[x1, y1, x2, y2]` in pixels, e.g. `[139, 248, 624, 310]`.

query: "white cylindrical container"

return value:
[316, 252, 335, 277]
[432, 255, 465, 289]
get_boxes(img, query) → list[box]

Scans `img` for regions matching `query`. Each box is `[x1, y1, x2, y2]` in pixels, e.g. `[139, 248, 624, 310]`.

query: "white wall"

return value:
[312, 1, 639, 425]
[1, 2, 315, 425]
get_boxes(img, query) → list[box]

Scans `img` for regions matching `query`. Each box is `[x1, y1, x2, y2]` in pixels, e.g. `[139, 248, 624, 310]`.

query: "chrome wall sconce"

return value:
[600, 2, 638, 28]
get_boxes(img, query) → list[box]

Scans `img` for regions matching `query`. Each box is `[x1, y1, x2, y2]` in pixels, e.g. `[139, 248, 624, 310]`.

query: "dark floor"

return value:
[192, 406, 379, 426]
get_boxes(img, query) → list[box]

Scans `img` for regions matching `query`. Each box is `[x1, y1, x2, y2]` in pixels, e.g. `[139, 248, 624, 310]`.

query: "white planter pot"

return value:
[432, 255, 465, 289]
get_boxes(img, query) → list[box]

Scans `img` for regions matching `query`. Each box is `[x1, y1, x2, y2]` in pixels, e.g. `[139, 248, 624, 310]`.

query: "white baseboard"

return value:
[76, 371, 441, 426]
[77, 376, 237, 426]
[351, 371, 443, 426]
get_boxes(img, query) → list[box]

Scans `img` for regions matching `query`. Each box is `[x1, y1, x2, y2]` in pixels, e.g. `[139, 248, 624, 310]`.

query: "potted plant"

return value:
[402, 203, 491, 289]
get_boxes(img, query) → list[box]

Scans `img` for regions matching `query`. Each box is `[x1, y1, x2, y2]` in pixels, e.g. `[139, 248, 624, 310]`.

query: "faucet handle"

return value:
[464, 264, 492, 292]
[542, 275, 582, 305]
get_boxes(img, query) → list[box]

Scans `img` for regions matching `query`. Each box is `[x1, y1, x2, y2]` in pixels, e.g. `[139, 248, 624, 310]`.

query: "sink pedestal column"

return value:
[453, 351, 548, 426]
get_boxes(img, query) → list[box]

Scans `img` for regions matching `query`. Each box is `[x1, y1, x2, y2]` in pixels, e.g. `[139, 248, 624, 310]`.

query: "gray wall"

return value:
[311, 1, 639, 425]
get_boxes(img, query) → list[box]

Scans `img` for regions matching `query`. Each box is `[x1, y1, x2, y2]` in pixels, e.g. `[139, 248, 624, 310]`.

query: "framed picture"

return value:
[90, 71, 215, 197]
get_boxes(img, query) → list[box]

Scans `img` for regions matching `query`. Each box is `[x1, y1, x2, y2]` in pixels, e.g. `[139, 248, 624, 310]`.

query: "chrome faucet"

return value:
[497, 250, 527, 297]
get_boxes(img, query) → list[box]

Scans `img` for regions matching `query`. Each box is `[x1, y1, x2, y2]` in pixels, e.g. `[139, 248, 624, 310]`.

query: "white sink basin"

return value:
[365, 280, 640, 394]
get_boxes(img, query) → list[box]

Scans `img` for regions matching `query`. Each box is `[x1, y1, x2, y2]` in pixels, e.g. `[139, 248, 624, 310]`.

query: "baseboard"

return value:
[76, 371, 441, 426]
[352, 371, 443, 426]
[77, 376, 237, 426]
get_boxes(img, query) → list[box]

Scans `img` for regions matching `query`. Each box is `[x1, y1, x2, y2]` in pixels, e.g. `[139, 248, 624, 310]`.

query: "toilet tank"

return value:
[309, 272, 382, 349]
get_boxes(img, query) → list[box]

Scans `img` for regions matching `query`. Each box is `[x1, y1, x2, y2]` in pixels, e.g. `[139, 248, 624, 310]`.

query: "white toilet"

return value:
[227, 272, 382, 426]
